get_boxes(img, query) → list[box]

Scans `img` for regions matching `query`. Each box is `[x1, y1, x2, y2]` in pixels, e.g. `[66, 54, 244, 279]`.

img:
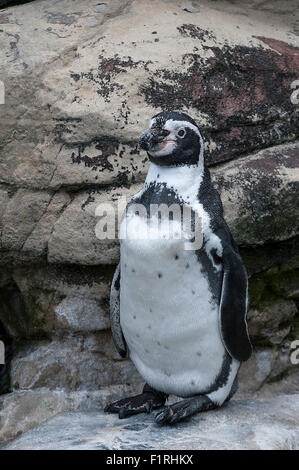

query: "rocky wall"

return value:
[0, 0, 298, 442]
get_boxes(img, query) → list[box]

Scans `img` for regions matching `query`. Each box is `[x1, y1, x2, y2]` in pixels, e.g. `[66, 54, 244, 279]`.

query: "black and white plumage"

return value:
[106, 111, 252, 425]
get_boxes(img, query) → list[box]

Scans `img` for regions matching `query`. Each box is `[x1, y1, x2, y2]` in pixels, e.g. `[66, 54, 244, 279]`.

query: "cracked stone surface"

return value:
[2, 394, 299, 450]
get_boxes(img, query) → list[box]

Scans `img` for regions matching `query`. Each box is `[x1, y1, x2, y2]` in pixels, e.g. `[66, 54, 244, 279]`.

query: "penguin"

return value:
[105, 111, 252, 425]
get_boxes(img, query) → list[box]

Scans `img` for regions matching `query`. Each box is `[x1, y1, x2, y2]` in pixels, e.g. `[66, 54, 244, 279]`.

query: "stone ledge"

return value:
[2, 393, 299, 450]
[0, 383, 142, 444]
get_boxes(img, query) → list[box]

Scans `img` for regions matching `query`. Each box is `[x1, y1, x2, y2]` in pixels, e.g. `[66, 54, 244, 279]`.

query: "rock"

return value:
[47, 183, 142, 265]
[239, 349, 275, 394]
[93, 4, 107, 13]
[0, 383, 140, 443]
[245, 262, 299, 346]
[0, 264, 114, 338]
[248, 300, 297, 345]
[49, 140, 148, 190]
[0, 262, 144, 397]
[212, 142, 299, 245]
[10, 333, 141, 391]
[253, 367, 299, 398]
[238, 345, 299, 396]
[54, 296, 108, 332]
[0, 0, 298, 193]
[1, 189, 54, 252]
[2, 394, 299, 450]
[180, 1, 200, 14]
[1, 189, 70, 258]
[241, 237, 299, 279]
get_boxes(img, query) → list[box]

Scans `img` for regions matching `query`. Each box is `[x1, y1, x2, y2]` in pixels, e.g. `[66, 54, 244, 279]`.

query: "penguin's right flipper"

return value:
[104, 383, 168, 419]
[216, 226, 252, 362]
[110, 263, 127, 358]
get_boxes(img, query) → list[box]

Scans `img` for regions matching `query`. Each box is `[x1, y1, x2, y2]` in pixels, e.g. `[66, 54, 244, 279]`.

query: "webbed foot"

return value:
[155, 395, 216, 425]
[104, 383, 168, 419]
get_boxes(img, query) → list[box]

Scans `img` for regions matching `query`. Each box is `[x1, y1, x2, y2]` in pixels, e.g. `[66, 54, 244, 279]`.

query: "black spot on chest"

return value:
[130, 182, 183, 211]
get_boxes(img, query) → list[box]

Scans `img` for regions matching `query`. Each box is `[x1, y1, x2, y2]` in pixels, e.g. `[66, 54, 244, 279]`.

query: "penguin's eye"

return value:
[177, 128, 186, 138]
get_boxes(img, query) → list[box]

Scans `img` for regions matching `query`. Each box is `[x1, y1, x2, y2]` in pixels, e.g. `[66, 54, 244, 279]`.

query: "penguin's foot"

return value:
[104, 383, 168, 419]
[155, 395, 216, 425]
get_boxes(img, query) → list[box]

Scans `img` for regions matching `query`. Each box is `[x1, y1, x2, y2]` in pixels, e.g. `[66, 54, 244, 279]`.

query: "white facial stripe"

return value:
[164, 119, 201, 137]
[149, 118, 156, 128]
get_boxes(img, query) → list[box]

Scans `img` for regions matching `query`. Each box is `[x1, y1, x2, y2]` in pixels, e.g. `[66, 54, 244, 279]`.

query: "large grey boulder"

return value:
[0, 0, 298, 190]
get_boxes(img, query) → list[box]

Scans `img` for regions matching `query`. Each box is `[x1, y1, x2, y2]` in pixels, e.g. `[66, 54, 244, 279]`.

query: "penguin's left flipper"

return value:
[216, 226, 252, 362]
[155, 395, 216, 425]
[104, 384, 168, 419]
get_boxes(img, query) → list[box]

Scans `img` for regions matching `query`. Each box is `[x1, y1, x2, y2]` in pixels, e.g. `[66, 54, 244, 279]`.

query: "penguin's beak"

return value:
[139, 130, 158, 151]
[139, 129, 172, 152]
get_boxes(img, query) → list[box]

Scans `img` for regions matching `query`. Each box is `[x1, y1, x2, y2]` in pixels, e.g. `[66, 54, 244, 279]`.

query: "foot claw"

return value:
[169, 411, 185, 424]
[145, 401, 152, 414]
[118, 407, 132, 419]
[155, 401, 192, 425]
[155, 406, 174, 425]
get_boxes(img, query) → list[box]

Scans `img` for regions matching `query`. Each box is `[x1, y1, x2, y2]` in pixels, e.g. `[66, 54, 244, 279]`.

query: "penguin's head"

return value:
[139, 111, 203, 167]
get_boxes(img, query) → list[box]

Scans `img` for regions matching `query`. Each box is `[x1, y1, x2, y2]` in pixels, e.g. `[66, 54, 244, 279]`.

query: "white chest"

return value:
[119, 212, 225, 397]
